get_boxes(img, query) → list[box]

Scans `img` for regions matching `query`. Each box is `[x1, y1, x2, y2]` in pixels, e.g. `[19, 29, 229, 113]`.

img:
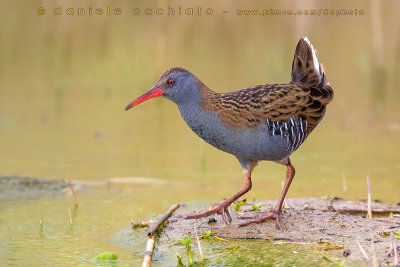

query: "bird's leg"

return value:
[239, 160, 295, 229]
[176, 174, 252, 225]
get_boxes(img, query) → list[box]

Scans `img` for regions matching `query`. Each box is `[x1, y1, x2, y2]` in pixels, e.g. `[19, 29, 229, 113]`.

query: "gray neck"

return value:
[175, 88, 203, 121]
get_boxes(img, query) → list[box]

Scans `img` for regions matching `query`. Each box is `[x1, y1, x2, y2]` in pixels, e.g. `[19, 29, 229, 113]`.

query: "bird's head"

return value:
[125, 67, 200, 111]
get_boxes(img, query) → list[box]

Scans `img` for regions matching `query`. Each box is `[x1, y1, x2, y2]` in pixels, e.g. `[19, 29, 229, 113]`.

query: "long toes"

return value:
[237, 212, 280, 227]
[174, 214, 186, 219]
[275, 216, 283, 230]
[179, 213, 195, 219]
[237, 214, 259, 220]
[220, 208, 230, 225]
[224, 207, 232, 224]
[221, 212, 228, 225]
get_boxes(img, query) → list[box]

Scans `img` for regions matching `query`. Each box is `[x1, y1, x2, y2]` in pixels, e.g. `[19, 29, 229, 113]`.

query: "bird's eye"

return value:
[168, 79, 175, 86]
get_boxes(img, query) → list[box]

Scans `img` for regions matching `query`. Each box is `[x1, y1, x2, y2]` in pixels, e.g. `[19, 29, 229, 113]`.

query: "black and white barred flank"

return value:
[266, 116, 309, 152]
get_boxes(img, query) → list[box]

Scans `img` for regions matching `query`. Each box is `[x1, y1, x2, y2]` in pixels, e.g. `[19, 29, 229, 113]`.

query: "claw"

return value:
[175, 202, 233, 225]
[221, 209, 228, 224]
[172, 174, 252, 225]
[274, 213, 282, 230]
[225, 207, 232, 224]
[220, 206, 232, 225]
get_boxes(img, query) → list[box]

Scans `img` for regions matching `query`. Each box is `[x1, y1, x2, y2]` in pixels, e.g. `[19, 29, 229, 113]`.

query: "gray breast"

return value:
[179, 105, 309, 162]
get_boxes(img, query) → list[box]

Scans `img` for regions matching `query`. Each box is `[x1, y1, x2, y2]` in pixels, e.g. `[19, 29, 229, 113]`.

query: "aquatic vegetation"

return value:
[94, 252, 119, 260]
[252, 203, 261, 211]
[202, 230, 212, 239]
[233, 202, 245, 211]
[178, 234, 194, 264]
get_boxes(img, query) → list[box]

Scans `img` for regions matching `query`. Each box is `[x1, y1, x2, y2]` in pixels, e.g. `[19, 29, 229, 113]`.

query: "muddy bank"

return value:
[154, 198, 400, 266]
[2, 175, 400, 265]
[0, 175, 74, 201]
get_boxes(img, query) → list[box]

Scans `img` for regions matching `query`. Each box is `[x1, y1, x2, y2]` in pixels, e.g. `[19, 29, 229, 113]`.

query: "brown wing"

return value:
[201, 83, 332, 134]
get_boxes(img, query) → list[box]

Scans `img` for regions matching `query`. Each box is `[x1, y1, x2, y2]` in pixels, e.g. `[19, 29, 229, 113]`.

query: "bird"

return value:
[125, 37, 333, 228]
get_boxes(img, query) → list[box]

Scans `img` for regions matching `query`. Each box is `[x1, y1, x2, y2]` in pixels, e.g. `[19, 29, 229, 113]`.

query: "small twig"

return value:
[371, 242, 377, 267]
[147, 204, 180, 237]
[194, 226, 204, 262]
[334, 208, 400, 214]
[367, 175, 372, 218]
[342, 174, 348, 192]
[394, 238, 399, 266]
[68, 208, 73, 224]
[322, 255, 335, 263]
[357, 241, 369, 260]
[208, 235, 294, 241]
[39, 218, 43, 231]
[140, 204, 180, 267]
[141, 235, 155, 267]
[131, 219, 157, 229]
[68, 179, 78, 207]
[213, 236, 229, 242]
[305, 207, 400, 214]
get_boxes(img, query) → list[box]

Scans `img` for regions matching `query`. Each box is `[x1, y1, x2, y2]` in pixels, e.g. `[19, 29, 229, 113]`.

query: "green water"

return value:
[1, 0, 400, 265]
[0, 188, 356, 266]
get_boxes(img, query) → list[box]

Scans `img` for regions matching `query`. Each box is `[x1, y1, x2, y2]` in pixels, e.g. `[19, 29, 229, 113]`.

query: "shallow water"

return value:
[0, 186, 360, 266]
[1, 0, 400, 265]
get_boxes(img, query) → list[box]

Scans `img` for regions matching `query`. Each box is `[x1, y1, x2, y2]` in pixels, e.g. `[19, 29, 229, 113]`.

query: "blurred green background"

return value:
[1, 0, 400, 265]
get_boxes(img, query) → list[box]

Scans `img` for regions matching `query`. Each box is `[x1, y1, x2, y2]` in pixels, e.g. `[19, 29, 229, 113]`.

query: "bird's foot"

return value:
[238, 210, 282, 229]
[176, 202, 233, 225]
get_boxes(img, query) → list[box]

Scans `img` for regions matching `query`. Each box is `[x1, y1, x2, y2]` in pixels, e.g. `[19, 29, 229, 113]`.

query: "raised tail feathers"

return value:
[291, 37, 333, 104]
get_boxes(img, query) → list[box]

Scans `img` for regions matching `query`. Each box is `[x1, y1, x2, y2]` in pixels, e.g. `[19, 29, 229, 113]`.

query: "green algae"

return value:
[95, 252, 119, 261]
